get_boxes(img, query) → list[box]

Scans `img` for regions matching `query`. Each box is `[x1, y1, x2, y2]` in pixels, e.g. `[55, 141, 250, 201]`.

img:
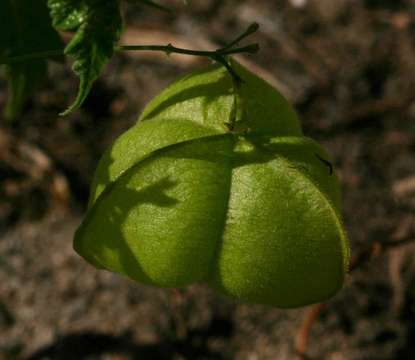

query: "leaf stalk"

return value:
[0, 23, 259, 67]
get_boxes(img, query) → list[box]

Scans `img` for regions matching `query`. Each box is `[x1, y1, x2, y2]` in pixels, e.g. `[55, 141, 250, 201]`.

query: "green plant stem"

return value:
[220, 22, 259, 51]
[118, 43, 258, 57]
[0, 22, 260, 66]
[0, 49, 63, 65]
[0, 44, 258, 85]
[0, 43, 258, 64]
[0, 23, 259, 84]
[0, 44, 259, 71]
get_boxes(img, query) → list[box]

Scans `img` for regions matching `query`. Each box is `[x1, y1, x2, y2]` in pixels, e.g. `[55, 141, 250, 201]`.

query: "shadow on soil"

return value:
[26, 315, 233, 360]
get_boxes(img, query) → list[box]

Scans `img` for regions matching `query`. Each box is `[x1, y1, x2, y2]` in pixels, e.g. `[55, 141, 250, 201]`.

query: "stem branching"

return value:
[0, 23, 260, 82]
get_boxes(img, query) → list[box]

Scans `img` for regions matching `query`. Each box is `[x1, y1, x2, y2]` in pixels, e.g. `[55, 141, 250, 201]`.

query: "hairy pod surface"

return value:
[75, 62, 349, 308]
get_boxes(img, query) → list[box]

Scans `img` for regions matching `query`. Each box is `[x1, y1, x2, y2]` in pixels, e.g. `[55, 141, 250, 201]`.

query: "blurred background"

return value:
[1, 0, 415, 359]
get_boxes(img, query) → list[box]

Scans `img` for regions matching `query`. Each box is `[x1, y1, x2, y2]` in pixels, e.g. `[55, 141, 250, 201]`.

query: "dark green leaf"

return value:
[48, 0, 85, 31]
[0, 0, 63, 120]
[49, 0, 123, 115]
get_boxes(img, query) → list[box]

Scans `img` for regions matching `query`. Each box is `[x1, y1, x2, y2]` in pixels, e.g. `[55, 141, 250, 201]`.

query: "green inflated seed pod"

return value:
[74, 61, 349, 308]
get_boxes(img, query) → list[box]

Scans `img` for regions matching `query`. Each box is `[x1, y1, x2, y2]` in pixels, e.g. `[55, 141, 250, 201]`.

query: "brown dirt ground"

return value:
[1, 1, 415, 359]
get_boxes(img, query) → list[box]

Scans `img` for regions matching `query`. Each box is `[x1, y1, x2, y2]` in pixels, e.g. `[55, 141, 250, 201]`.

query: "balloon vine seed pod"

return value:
[75, 60, 350, 308]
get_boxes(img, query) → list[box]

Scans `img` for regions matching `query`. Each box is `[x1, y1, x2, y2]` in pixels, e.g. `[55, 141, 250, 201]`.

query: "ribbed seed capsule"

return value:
[74, 61, 349, 308]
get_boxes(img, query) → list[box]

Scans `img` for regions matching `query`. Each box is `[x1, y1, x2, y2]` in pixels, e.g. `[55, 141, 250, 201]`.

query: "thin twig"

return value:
[0, 24, 259, 84]
[0, 23, 259, 72]
[219, 22, 259, 51]
[350, 236, 415, 272]
[295, 303, 325, 359]
[0, 43, 258, 66]
[118, 43, 259, 57]
[212, 55, 243, 84]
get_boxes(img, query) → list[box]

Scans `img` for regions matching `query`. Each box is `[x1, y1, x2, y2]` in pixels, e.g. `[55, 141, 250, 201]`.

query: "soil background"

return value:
[1, 1, 415, 359]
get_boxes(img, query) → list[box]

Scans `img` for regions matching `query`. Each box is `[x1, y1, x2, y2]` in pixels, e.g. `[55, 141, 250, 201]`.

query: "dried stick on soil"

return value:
[294, 233, 415, 358]
[295, 302, 325, 359]
[167, 288, 189, 341]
